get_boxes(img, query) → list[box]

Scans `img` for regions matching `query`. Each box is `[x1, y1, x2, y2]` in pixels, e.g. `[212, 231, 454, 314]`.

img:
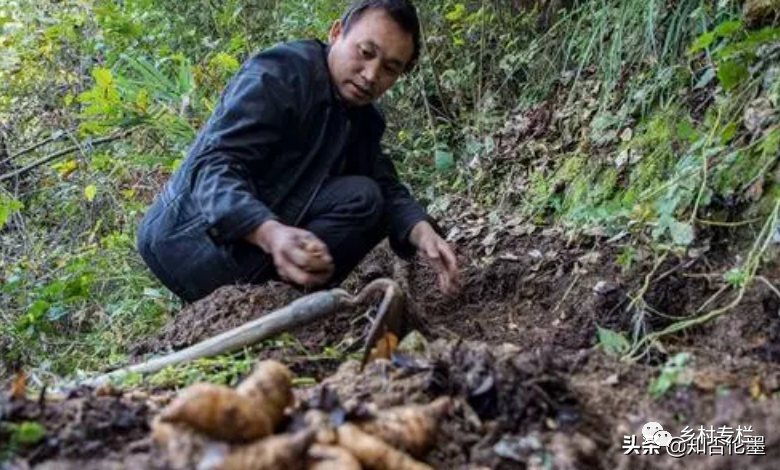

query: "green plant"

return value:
[0, 421, 46, 461]
[616, 246, 637, 272]
[597, 327, 631, 357]
[648, 352, 692, 399]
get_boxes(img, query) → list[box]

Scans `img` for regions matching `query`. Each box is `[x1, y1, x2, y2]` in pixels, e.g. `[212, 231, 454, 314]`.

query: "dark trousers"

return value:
[138, 175, 386, 302]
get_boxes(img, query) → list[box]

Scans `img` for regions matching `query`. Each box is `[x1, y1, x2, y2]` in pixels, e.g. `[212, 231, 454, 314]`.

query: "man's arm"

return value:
[372, 150, 435, 258]
[373, 151, 460, 294]
[189, 49, 304, 243]
[187, 47, 335, 287]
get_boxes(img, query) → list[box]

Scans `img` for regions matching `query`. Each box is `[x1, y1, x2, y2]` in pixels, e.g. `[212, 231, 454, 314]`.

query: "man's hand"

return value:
[246, 220, 334, 287]
[409, 221, 460, 295]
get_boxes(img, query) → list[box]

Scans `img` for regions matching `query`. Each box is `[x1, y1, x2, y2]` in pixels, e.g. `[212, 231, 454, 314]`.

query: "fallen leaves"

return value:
[365, 332, 399, 363]
[10, 370, 27, 401]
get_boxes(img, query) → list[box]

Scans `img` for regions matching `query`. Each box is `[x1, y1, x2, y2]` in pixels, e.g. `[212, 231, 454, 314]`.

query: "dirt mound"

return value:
[0, 387, 160, 469]
[130, 282, 303, 357]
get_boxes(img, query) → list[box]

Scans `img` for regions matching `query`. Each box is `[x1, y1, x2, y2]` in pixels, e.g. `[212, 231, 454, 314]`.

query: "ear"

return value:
[328, 20, 343, 43]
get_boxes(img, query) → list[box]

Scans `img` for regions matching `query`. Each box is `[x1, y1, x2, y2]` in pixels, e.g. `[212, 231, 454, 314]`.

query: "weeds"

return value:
[0, 421, 46, 461]
[628, 195, 780, 360]
[648, 352, 692, 399]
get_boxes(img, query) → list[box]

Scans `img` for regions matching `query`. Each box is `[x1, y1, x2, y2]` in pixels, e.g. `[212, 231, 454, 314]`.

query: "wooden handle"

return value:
[79, 288, 351, 387]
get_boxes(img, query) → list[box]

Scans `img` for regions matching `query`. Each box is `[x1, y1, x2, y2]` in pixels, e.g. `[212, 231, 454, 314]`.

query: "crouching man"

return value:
[137, 0, 459, 302]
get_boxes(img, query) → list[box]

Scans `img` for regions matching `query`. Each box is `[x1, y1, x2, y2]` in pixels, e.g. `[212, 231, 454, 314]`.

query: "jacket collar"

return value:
[318, 40, 345, 108]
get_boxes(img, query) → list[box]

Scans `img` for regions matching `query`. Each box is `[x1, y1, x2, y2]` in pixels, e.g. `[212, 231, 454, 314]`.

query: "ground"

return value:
[3, 221, 780, 469]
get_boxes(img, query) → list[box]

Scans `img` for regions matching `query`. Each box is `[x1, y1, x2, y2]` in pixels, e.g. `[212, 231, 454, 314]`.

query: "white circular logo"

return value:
[653, 430, 672, 447]
[642, 422, 664, 442]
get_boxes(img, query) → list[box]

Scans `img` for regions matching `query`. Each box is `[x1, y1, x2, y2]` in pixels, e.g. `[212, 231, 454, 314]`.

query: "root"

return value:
[627, 196, 780, 359]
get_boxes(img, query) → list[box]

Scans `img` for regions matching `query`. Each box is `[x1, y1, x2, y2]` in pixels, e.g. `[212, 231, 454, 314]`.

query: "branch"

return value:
[0, 132, 129, 183]
[0, 131, 71, 168]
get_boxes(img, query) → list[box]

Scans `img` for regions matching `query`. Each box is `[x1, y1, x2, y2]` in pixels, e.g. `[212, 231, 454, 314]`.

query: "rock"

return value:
[744, 98, 776, 135]
[744, 0, 779, 28]
[603, 374, 620, 386]
[577, 251, 602, 266]
[593, 281, 619, 295]
[397, 330, 429, 355]
[493, 433, 543, 462]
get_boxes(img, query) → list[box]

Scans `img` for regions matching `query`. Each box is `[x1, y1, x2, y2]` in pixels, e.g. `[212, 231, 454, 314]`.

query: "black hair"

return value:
[340, 0, 421, 72]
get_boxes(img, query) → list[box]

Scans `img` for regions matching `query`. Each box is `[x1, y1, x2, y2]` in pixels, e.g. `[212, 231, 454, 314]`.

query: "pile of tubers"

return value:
[152, 360, 451, 470]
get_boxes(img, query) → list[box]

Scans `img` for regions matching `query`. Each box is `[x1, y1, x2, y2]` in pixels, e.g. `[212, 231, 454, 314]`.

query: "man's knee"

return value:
[339, 175, 384, 222]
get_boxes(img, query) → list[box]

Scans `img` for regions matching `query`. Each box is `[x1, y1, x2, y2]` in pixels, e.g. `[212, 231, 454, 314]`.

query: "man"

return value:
[137, 0, 459, 302]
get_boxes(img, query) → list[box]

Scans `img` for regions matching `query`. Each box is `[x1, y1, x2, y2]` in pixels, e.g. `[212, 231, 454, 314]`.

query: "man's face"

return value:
[327, 8, 414, 106]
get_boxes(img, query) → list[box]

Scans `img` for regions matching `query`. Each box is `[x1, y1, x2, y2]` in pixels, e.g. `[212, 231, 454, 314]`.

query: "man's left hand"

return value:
[409, 221, 460, 295]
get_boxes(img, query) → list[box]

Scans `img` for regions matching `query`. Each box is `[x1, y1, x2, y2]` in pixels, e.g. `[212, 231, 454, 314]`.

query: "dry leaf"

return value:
[10, 370, 27, 400]
[367, 332, 399, 363]
[750, 376, 765, 400]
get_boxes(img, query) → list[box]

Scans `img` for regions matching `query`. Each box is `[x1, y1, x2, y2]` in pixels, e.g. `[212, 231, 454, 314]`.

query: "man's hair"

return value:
[340, 0, 421, 72]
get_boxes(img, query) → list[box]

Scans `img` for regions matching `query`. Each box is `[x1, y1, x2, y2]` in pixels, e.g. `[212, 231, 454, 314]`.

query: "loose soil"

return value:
[4, 225, 780, 470]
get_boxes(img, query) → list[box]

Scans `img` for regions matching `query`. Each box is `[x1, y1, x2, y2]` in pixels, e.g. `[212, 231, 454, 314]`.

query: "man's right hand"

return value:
[246, 220, 334, 287]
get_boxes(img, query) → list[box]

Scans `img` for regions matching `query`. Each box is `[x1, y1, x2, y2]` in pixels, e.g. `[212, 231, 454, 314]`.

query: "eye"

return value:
[384, 64, 401, 75]
[359, 46, 374, 59]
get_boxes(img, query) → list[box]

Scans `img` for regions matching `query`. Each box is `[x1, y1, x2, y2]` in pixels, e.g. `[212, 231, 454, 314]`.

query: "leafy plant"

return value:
[0, 193, 23, 231]
[597, 327, 631, 357]
[648, 352, 692, 399]
[0, 421, 46, 461]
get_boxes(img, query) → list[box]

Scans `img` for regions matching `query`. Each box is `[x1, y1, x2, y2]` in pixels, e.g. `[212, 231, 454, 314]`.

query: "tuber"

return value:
[200, 429, 315, 470]
[300, 235, 332, 273]
[151, 418, 217, 470]
[306, 444, 361, 470]
[356, 396, 451, 457]
[158, 383, 275, 442]
[303, 409, 337, 445]
[337, 423, 434, 470]
[236, 359, 294, 427]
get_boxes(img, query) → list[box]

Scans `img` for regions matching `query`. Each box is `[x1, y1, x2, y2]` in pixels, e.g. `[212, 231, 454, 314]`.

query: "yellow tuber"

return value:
[200, 429, 315, 470]
[151, 418, 217, 470]
[236, 360, 294, 427]
[306, 444, 361, 470]
[300, 236, 332, 273]
[158, 383, 275, 443]
[357, 397, 451, 457]
[337, 423, 434, 470]
[303, 409, 337, 445]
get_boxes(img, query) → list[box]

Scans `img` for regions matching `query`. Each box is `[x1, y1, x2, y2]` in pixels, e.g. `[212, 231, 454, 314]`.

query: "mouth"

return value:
[348, 82, 372, 101]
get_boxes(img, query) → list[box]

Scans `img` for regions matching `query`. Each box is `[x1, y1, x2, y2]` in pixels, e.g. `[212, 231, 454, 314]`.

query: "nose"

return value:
[361, 60, 380, 87]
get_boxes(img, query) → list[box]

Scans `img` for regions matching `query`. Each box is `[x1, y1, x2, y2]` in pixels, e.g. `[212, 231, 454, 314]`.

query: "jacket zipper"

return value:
[293, 118, 351, 226]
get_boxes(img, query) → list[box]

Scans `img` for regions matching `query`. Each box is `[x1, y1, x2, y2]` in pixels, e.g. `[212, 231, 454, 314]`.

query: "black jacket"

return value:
[139, 39, 431, 290]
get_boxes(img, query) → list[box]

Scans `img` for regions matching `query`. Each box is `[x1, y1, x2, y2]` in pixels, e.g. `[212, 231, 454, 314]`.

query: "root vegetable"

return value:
[151, 418, 217, 470]
[301, 236, 331, 273]
[306, 444, 361, 470]
[303, 409, 337, 445]
[357, 397, 451, 457]
[159, 383, 274, 442]
[337, 423, 434, 470]
[200, 429, 315, 470]
[236, 360, 294, 427]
